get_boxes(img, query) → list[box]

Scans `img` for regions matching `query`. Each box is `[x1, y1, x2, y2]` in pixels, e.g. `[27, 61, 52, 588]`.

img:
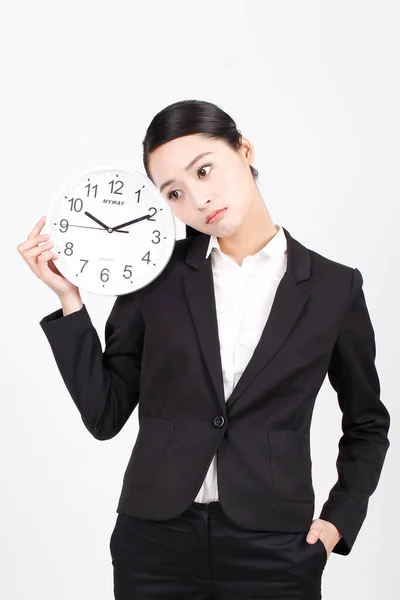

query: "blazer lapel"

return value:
[182, 226, 312, 413]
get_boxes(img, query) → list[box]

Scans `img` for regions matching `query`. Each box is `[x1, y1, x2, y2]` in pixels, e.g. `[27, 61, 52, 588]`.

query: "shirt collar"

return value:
[205, 224, 287, 260]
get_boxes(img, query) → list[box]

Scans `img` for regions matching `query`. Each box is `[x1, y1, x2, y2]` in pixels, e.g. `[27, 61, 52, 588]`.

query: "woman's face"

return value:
[147, 133, 256, 237]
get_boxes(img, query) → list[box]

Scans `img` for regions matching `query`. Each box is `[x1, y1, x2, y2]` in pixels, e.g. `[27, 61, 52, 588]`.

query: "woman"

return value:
[17, 99, 390, 599]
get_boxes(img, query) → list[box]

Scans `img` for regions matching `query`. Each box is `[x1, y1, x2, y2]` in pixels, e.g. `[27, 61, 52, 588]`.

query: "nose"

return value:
[191, 187, 211, 211]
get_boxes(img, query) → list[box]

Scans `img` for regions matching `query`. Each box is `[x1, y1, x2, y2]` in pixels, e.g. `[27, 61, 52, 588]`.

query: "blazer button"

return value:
[213, 415, 225, 428]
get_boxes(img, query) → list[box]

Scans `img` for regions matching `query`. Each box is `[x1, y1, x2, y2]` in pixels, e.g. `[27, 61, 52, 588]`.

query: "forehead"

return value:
[148, 134, 228, 186]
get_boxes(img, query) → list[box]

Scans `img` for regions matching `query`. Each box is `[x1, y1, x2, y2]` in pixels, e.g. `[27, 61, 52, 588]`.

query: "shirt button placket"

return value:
[231, 264, 247, 390]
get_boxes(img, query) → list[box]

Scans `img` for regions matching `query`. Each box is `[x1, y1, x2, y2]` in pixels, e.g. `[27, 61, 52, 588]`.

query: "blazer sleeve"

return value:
[39, 290, 145, 441]
[319, 267, 391, 555]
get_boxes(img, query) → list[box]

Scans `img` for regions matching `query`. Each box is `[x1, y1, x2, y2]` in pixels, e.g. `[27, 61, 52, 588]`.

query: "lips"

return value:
[206, 208, 226, 224]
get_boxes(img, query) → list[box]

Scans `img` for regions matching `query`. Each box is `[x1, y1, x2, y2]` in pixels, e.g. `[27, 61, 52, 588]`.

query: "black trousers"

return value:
[109, 500, 328, 599]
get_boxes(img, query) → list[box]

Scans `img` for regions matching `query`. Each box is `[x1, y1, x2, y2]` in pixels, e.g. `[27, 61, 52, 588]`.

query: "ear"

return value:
[238, 134, 254, 165]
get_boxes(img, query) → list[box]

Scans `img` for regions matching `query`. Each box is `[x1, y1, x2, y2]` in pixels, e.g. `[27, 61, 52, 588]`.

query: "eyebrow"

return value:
[159, 152, 214, 193]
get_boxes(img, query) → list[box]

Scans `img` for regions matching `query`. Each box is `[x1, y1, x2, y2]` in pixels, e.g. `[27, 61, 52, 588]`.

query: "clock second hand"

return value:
[67, 224, 130, 233]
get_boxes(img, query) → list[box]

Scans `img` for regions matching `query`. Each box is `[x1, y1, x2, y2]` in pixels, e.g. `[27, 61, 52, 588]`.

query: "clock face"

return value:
[44, 167, 176, 296]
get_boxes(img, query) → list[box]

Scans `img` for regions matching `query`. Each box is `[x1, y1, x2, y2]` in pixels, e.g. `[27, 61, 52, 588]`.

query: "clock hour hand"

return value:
[111, 214, 151, 232]
[84, 211, 111, 231]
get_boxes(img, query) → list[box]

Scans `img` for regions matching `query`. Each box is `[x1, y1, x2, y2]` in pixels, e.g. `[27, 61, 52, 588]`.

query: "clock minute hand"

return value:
[84, 211, 111, 231]
[111, 214, 151, 232]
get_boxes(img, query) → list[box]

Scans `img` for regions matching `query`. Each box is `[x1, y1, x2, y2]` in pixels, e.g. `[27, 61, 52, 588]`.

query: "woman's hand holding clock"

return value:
[17, 216, 82, 301]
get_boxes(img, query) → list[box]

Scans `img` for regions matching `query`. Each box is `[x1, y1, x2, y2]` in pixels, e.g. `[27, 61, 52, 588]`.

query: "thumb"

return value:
[306, 526, 323, 544]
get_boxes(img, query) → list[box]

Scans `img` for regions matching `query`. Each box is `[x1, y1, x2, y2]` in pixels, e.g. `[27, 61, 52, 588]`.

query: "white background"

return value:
[2, 1, 398, 598]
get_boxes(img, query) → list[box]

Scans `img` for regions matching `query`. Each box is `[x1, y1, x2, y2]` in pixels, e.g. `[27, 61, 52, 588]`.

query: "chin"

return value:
[215, 220, 238, 237]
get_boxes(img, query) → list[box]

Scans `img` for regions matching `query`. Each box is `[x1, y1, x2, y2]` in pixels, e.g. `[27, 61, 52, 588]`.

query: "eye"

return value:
[197, 163, 213, 178]
[166, 189, 182, 201]
[166, 163, 213, 201]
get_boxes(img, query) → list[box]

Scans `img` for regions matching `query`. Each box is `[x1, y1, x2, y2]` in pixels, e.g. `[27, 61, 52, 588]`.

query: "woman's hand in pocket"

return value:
[306, 518, 342, 559]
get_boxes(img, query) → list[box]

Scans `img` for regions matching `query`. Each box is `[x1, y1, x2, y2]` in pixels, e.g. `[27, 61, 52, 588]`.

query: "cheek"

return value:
[222, 171, 249, 208]
[225, 164, 249, 192]
[169, 203, 189, 224]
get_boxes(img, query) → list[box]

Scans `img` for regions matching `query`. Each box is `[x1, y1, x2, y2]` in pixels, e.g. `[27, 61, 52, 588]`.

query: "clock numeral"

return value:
[135, 189, 141, 203]
[123, 265, 132, 279]
[64, 242, 74, 256]
[67, 197, 83, 212]
[152, 230, 161, 244]
[100, 268, 110, 282]
[142, 251, 151, 264]
[148, 206, 157, 221]
[80, 259, 88, 272]
[59, 219, 69, 233]
[85, 183, 98, 197]
[108, 179, 124, 195]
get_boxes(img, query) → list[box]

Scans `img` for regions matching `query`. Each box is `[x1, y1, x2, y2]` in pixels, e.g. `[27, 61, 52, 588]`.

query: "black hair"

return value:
[142, 99, 258, 237]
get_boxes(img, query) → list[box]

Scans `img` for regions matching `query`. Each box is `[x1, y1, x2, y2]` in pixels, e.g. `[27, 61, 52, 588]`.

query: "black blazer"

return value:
[39, 226, 391, 556]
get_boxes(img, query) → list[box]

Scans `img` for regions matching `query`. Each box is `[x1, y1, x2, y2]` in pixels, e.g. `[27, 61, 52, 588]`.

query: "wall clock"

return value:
[44, 167, 176, 296]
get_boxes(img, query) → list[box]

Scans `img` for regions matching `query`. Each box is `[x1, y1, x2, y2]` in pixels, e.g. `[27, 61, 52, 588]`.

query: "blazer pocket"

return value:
[268, 430, 314, 503]
[123, 417, 175, 488]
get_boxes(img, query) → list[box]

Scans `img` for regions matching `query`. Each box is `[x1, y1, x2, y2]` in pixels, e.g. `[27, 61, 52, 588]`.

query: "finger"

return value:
[36, 250, 58, 278]
[21, 243, 54, 272]
[27, 246, 57, 277]
[24, 241, 55, 259]
[17, 233, 51, 254]
[27, 216, 47, 239]
[306, 529, 323, 543]
[23, 247, 52, 279]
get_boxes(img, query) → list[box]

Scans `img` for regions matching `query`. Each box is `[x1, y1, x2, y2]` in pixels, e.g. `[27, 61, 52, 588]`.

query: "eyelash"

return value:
[166, 163, 213, 201]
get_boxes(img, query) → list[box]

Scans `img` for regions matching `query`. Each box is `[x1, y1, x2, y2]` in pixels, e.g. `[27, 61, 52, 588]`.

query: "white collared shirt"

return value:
[193, 224, 288, 503]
